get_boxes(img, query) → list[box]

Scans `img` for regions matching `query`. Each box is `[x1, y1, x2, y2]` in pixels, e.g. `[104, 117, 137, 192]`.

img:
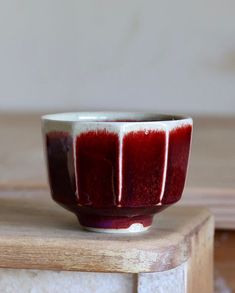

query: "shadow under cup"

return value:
[42, 112, 192, 233]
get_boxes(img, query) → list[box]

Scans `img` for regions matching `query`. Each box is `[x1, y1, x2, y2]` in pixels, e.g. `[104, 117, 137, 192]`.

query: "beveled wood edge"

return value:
[0, 189, 214, 273]
[0, 235, 190, 273]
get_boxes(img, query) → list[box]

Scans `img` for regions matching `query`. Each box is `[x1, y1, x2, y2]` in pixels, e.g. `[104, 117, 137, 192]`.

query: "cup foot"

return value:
[77, 213, 153, 233]
[82, 223, 150, 233]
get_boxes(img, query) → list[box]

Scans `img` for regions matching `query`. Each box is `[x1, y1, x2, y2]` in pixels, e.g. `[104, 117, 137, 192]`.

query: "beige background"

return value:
[0, 0, 234, 114]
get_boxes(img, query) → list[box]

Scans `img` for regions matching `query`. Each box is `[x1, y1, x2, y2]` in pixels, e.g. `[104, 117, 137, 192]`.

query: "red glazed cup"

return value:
[42, 112, 192, 233]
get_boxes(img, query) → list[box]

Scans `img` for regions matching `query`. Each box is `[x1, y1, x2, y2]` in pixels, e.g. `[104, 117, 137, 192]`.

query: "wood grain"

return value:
[181, 116, 235, 230]
[188, 117, 235, 191]
[0, 189, 212, 273]
[214, 230, 235, 292]
[0, 113, 234, 229]
[187, 212, 214, 293]
[180, 189, 235, 230]
[0, 113, 44, 189]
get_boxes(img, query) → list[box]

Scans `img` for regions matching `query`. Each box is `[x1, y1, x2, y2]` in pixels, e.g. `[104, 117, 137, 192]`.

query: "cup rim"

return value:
[41, 112, 192, 123]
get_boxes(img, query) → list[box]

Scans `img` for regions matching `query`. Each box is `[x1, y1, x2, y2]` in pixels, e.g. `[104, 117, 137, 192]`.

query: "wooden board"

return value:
[180, 190, 235, 230]
[181, 116, 235, 230]
[0, 113, 234, 229]
[187, 209, 214, 293]
[187, 117, 235, 192]
[0, 189, 212, 273]
[0, 113, 44, 189]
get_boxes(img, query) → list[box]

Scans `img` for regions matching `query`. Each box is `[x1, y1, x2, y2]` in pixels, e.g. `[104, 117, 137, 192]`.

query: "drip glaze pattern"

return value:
[43, 113, 192, 232]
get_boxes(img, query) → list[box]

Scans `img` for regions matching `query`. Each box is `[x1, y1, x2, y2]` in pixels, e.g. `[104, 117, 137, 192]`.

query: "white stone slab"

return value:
[0, 264, 189, 293]
[0, 269, 134, 293]
[138, 263, 187, 293]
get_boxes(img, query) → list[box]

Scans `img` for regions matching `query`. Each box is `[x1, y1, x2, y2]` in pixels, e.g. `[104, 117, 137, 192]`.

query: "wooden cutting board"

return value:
[0, 189, 213, 275]
[0, 113, 234, 229]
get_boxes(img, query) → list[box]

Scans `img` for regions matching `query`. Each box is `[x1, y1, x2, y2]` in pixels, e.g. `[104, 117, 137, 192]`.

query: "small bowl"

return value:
[42, 112, 192, 233]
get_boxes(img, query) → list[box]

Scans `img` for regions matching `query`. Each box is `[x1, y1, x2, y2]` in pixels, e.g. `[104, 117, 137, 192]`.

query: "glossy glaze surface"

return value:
[121, 130, 166, 206]
[46, 132, 76, 206]
[162, 125, 192, 204]
[76, 130, 119, 207]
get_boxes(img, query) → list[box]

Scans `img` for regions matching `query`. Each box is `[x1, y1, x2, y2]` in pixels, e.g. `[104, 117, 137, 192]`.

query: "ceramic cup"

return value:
[42, 112, 192, 233]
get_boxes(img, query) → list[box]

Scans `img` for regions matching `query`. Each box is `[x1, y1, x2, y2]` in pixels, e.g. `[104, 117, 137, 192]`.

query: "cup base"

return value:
[81, 223, 150, 233]
[77, 213, 153, 233]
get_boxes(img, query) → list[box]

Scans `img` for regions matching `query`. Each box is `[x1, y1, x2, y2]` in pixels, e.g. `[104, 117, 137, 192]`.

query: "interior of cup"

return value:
[42, 112, 190, 122]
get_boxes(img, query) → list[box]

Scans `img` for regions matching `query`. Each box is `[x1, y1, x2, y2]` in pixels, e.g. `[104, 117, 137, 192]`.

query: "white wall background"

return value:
[0, 0, 235, 114]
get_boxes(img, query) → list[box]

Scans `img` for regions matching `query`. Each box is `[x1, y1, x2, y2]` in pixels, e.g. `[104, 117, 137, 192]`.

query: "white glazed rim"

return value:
[41, 112, 192, 123]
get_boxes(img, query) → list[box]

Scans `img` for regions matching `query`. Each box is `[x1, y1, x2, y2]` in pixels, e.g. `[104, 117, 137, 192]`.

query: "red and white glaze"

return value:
[42, 113, 192, 233]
